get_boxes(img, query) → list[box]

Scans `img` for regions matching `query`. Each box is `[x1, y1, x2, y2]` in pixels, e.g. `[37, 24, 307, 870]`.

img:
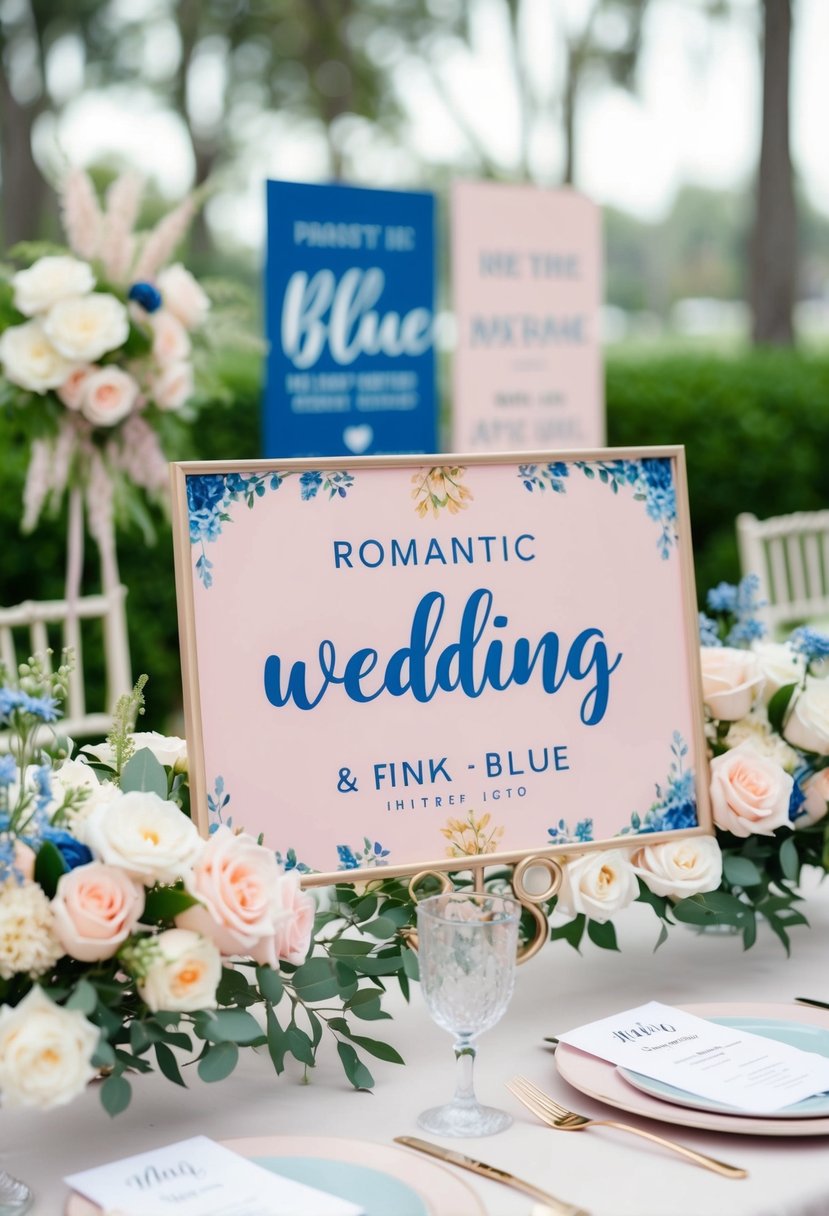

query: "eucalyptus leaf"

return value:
[198, 1042, 239, 1083]
[34, 840, 67, 898]
[120, 747, 168, 798]
[155, 1041, 187, 1086]
[336, 1041, 374, 1090]
[100, 1074, 132, 1117]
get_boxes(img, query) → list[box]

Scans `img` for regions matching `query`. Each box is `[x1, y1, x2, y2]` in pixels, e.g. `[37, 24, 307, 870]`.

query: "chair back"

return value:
[0, 585, 131, 744]
[737, 510, 829, 633]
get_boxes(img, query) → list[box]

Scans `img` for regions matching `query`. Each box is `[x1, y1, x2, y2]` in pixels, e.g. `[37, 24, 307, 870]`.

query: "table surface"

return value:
[7, 869, 829, 1216]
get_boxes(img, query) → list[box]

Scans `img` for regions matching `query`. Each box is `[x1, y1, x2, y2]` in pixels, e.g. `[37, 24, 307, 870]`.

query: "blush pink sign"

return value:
[451, 181, 603, 452]
[172, 449, 710, 883]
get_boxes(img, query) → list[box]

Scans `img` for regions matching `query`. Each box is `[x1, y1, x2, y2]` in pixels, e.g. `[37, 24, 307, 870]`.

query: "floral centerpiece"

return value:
[0, 169, 228, 543]
[546, 576, 829, 952]
[0, 656, 415, 1113]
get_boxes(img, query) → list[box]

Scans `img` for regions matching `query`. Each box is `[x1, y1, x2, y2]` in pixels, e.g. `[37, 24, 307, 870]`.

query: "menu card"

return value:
[65, 1136, 363, 1216]
[559, 1001, 829, 1114]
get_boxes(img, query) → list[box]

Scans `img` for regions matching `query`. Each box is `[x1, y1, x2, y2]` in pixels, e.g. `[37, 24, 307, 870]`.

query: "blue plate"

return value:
[253, 1157, 429, 1216]
[618, 1016, 829, 1118]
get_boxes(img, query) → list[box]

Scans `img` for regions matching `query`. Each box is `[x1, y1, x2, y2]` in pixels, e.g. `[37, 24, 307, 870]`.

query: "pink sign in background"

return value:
[451, 181, 603, 452]
[176, 453, 708, 879]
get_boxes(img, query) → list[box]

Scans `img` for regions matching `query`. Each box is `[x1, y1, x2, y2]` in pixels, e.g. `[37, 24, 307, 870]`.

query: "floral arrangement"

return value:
[546, 577, 829, 953]
[0, 656, 415, 1113]
[0, 169, 226, 544]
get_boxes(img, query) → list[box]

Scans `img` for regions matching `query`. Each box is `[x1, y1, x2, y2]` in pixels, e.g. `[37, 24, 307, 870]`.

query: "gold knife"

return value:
[394, 1135, 591, 1216]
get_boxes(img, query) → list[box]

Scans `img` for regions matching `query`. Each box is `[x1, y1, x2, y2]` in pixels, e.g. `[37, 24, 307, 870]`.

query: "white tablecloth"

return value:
[7, 870, 829, 1216]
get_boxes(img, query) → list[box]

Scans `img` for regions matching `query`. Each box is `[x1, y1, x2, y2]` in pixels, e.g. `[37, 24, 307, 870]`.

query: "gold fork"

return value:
[506, 1076, 748, 1180]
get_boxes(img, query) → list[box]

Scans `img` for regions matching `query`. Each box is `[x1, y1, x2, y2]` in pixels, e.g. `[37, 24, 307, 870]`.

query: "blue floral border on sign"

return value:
[518, 457, 678, 560]
[187, 469, 354, 588]
[546, 732, 697, 844]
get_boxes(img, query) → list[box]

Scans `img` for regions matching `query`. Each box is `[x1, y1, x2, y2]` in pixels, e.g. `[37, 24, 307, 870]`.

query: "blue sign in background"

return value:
[264, 180, 437, 458]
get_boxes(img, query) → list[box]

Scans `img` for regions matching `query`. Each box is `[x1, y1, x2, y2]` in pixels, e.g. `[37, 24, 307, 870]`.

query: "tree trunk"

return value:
[0, 71, 48, 246]
[750, 0, 796, 346]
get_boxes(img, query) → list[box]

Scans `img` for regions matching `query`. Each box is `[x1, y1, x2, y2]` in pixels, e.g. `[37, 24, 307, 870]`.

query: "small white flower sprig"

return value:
[0, 168, 237, 545]
[0, 659, 415, 1113]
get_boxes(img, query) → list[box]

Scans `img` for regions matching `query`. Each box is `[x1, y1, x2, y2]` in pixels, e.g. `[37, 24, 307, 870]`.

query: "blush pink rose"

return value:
[52, 862, 144, 962]
[57, 365, 94, 410]
[150, 309, 191, 367]
[80, 366, 138, 427]
[709, 742, 793, 837]
[152, 360, 194, 411]
[271, 871, 315, 966]
[797, 768, 829, 827]
[700, 646, 764, 721]
[177, 826, 294, 964]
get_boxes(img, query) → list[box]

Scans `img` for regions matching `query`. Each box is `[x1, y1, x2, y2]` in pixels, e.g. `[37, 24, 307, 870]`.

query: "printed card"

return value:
[65, 1136, 363, 1216]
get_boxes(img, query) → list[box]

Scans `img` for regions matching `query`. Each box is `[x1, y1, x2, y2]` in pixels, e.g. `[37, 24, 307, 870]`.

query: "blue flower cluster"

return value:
[701, 575, 767, 648]
[789, 770, 809, 823]
[188, 469, 354, 587]
[336, 838, 390, 870]
[621, 732, 698, 835]
[0, 755, 16, 788]
[0, 688, 59, 723]
[520, 458, 678, 559]
[790, 626, 829, 665]
[546, 817, 594, 845]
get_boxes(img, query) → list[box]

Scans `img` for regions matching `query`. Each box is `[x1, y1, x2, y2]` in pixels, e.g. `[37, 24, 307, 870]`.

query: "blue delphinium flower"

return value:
[727, 617, 766, 646]
[789, 773, 808, 823]
[698, 612, 722, 647]
[707, 582, 738, 614]
[128, 281, 163, 313]
[0, 755, 16, 787]
[790, 626, 829, 665]
[41, 828, 93, 871]
[22, 694, 59, 723]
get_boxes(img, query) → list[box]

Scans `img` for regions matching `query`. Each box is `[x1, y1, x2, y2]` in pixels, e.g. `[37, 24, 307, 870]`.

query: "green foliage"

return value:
[120, 747, 168, 798]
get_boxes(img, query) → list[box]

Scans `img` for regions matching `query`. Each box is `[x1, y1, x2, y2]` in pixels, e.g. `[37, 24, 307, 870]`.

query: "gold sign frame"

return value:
[171, 446, 712, 897]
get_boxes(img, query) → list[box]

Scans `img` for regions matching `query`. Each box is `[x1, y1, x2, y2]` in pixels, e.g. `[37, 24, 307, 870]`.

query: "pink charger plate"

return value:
[555, 1001, 829, 1137]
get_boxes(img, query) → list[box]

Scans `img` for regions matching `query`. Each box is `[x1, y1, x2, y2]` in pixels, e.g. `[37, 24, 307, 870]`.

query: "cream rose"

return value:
[137, 928, 221, 1012]
[632, 836, 723, 899]
[710, 741, 793, 837]
[0, 986, 99, 1109]
[52, 862, 144, 963]
[157, 263, 210, 329]
[270, 871, 315, 965]
[700, 647, 764, 721]
[152, 360, 194, 411]
[82, 732, 187, 772]
[0, 320, 77, 393]
[83, 791, 203, 884]
[177, 826, 293, 965]
[797, 768, 829, 827]
[150, 309, 191, 366]
[784, 678, 829, 755]
[43, 293, 129, 362]
[80, 366, 138, 427]
[752, 641, 806, 702]
[556, 849, 638, 924]
[13, 255, 95, 315]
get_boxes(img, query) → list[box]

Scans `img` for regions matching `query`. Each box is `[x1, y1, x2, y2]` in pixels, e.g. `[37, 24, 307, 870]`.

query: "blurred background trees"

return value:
[0, 0, 822, 346]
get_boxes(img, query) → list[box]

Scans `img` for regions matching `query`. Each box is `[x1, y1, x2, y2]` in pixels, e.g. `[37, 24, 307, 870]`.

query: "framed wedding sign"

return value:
[171, 448, 712, 885]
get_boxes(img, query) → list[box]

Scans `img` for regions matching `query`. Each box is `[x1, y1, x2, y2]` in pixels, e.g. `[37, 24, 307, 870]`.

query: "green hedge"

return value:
[2, 349, 828, 727]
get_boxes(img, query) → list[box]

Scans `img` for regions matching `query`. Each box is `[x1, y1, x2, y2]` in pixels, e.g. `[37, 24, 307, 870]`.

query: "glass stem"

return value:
[453, 1035, 478, 1107]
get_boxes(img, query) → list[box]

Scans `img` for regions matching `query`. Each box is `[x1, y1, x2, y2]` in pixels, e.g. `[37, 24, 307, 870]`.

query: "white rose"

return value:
[137, 928, 221, 1012]
[632, 836, 723, 899]
[752, 641, 806, 702]
[49, 757, 122, 832]
[157, 264, 210, 330]
[709, 741, 793, 837]
[150, 309, 191, 366]
[700, 647, 764, 721]
[12, 255, 95, 316]
[80, 366, 138, 427]
[798, 768, 829, 827]
[0, 987, 99, 1109]
[83, 791, 203, 884]
[152, 360, 194, 411]
[556, 849, 638, 924]
[0, 320, 77, 393]
[82, 733, 187, 773]
[43, 293, 129, 362]
[784, 678, 829, 755]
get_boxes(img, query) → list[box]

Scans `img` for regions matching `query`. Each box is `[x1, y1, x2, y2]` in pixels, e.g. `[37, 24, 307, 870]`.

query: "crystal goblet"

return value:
[416, 891, 519, 1137]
